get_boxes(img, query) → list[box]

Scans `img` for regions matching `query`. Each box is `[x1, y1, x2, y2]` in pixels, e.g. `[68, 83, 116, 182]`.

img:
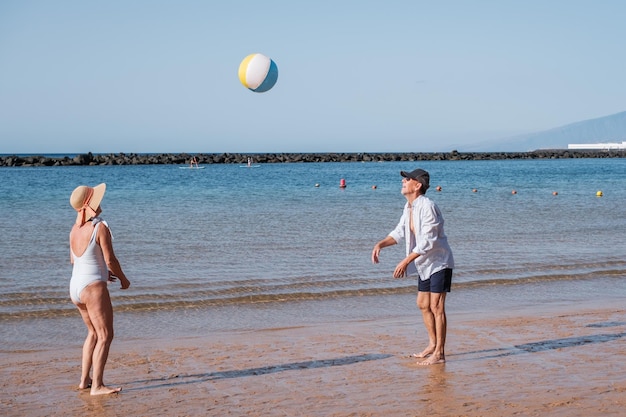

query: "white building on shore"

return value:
[568, 141, 626, 150]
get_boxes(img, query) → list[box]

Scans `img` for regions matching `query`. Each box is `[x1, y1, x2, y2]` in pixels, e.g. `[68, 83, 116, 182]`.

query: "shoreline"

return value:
[4, 275, 626, 354]
[2, 297, 625, 416]
[2, 149, 626, 167]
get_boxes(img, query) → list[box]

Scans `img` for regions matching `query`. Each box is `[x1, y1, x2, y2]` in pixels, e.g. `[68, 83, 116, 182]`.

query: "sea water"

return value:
[1, 158, 625, 350]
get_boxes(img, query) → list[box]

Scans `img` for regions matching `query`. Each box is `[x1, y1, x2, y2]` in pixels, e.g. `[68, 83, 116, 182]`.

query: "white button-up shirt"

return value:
[388, 195, 454, 280]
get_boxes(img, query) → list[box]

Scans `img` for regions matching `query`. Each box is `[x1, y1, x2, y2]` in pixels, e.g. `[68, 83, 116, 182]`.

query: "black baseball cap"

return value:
[400, 168, 430, 190]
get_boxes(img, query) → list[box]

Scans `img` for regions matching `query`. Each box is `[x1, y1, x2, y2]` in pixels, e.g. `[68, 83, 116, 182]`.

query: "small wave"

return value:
[0, 286, 417, 320]
[1, 266, 624, 321]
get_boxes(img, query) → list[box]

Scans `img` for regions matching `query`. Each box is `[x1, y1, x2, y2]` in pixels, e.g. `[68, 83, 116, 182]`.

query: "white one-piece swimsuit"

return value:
[69, 220, 108, 303]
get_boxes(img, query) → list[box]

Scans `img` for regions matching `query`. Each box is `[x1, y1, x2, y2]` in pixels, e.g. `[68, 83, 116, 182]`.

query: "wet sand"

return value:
[2, 298, 625, 417]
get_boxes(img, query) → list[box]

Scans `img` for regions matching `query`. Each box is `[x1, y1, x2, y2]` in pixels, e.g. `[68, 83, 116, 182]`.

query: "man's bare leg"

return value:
[418, 292, 447, 365]
[414, 291, 436, 358]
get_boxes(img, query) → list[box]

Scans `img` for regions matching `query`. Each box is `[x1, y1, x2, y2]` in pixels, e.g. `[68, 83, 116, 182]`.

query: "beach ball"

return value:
[238, 53, 278, 93]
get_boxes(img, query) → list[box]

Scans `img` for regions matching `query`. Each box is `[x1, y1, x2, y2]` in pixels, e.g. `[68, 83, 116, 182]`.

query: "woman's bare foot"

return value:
[412, 346, 435, 358]
[90, 385, 122, 396]
[417, 355, 445, 366]
[79, 378, 92, 390]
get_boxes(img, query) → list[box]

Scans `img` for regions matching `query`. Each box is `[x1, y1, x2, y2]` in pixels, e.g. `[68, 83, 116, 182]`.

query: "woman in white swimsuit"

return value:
[69, 183, 130, 396]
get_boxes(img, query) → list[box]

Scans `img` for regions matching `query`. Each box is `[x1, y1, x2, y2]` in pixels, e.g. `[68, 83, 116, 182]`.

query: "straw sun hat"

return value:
[70, 183, 106, 225]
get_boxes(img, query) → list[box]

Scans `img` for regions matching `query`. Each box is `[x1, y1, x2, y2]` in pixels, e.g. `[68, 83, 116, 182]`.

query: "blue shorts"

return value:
[418, 268, 453, 293]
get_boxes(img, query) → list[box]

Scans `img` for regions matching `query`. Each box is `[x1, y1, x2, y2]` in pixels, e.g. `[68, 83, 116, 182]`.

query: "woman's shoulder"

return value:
[92, 217, 109, 227]
[93, 218, 114, 242]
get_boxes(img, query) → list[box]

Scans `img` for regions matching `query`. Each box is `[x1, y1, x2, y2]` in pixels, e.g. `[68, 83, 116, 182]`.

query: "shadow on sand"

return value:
[453, 331, 626, 361]
[124, 353, 393, 392]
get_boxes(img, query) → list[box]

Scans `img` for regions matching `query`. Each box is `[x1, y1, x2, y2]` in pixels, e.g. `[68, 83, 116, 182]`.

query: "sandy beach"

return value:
[2, 296, 625, 417]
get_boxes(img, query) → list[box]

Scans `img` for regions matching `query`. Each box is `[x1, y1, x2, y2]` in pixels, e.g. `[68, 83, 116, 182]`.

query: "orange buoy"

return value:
[339, 179, 346, 188]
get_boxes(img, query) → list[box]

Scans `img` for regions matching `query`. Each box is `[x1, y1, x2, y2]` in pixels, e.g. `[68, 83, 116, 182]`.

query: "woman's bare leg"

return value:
[80, 281, 121, 395]
[75, 304, 96, 389]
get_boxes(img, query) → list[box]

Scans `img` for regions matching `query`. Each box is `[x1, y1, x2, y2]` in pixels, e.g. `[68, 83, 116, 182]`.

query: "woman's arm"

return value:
[97, 224, 131, 289]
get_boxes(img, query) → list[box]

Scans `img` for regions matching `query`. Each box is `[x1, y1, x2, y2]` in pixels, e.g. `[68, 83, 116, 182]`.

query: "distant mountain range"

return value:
[461, 110, 626, 151]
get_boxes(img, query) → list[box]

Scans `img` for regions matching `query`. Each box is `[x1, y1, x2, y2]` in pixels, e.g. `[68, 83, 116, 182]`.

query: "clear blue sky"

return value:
[1, 0, 625, 154]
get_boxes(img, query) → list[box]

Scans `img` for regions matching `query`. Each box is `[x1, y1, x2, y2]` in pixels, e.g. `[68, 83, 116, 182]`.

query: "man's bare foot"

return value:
[79, 378, 92, 390]
[90, 385, 122, 396]
[412, 346, 435, 358]
[417, 355, 445, 366]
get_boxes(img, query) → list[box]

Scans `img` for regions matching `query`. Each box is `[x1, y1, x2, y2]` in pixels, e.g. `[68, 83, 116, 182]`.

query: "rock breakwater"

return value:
[1, 150, 625, 167]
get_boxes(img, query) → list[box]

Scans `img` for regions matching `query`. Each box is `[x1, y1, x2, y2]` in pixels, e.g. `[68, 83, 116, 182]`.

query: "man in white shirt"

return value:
[371, 168, 454, 365]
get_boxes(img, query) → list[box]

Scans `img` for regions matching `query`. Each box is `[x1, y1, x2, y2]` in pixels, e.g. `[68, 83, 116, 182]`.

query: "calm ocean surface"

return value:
[1, 158, 625, 350]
